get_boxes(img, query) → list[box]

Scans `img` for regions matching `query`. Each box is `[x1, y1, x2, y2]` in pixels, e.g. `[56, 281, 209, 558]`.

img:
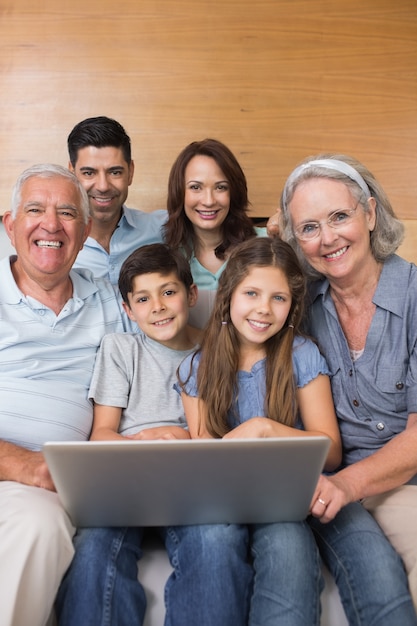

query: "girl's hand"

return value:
[223, 417, 271, 439]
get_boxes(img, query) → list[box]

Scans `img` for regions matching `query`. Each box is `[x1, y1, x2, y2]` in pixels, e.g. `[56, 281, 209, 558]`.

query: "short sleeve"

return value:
[292, 336, 330, 388]
[89, 333, 136, 407]
[174, 351, 201, 397]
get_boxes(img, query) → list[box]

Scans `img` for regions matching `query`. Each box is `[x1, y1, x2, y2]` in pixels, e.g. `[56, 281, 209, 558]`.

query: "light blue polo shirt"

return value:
[0, 256, 124, 450]
[74, 206, 167, 286]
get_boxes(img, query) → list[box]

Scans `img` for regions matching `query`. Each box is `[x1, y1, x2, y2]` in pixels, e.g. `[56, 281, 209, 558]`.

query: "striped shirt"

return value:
[0, 256, 124, 450]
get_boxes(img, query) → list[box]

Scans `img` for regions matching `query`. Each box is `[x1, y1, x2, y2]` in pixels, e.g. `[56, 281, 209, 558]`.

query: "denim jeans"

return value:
[161, 524, 251, 625]
[56, 520, 323, 626]
[308, 501, 417, 626]
[249, 521, 322, 626]
[56, 527, 146, 626]
[56, 524, 252, 626]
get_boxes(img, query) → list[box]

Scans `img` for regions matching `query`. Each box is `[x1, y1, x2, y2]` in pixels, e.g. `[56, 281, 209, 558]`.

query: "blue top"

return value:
[189, 255, 227, 290]
[189, 227, 268, 291]
[73, 206, 167, 286]
[306, 254, 417, 467]
[0, 256, 124, 450]
[176, 335, 329, 429]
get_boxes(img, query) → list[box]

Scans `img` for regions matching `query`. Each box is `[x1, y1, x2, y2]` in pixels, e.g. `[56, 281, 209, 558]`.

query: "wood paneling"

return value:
[1, 0, 416, 257]
[399, 221, 417, 264]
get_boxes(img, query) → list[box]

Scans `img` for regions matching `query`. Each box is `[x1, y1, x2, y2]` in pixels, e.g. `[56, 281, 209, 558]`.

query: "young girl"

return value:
[177, 236, 342, 625]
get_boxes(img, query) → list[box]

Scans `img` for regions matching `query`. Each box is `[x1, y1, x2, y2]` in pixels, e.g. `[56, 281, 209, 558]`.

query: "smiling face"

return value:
[70, 145, 134, 228]
[230, 265, 292, 352]
[4, 175, 91, 289]
[183, 155, 230, 236]
[288, 178, 376, 282]
[123, 271, 197, 350]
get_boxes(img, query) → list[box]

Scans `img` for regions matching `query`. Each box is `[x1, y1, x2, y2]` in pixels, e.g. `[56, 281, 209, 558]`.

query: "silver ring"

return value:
[318, 498, 327, 506]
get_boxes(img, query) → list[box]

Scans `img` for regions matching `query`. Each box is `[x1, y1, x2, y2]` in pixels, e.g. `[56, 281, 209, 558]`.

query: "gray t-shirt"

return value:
[89, 332, 196, 436]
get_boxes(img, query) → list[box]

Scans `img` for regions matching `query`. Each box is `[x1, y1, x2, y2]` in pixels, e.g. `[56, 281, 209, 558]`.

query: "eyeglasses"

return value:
[293, 202, 360, 241]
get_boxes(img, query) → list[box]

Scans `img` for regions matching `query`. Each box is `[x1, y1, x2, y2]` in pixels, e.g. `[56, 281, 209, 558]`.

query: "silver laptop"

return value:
[43, 437, 329, 527]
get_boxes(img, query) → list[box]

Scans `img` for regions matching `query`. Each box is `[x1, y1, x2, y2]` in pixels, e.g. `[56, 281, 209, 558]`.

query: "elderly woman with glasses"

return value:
[279, 154, 417, 622]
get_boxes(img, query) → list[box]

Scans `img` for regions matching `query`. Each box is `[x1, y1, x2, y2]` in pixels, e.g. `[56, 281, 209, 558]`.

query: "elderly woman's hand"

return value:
[309, 473, 356, 523]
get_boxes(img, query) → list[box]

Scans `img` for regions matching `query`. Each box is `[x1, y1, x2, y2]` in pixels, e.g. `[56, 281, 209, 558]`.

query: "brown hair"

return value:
[179, 237, 307, 437]
[163, 138, 256, 260]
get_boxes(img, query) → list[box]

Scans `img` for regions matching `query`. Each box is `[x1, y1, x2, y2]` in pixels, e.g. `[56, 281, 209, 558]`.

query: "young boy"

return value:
[56, 243, 252, 626]
[88, 243, 201, 442]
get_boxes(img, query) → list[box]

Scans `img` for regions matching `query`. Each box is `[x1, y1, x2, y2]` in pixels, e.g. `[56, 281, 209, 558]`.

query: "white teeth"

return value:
[36, 240, 62, 248]
[198, 211, 216, 216]
[154, 318, 172, 326]
[325, 247, 347, 259]
[249, 320, 270, 329]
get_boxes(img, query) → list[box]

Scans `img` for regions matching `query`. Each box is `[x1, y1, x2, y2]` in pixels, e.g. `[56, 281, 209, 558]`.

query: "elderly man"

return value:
[0, 164, 124, 626]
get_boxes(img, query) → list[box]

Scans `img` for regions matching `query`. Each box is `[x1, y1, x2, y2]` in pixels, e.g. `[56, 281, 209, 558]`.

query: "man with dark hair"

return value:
[68, 116, 166, 285]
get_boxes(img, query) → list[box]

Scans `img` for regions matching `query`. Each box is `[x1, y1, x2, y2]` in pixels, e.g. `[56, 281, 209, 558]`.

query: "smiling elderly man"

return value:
[0, 164, 124, 626]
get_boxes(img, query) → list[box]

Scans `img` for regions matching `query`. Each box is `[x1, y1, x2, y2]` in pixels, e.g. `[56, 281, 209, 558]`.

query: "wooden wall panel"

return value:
[1, 0, 416, 257]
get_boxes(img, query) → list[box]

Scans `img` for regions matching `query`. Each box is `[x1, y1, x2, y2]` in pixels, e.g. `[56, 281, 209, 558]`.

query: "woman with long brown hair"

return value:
[164, 138, 265, 327]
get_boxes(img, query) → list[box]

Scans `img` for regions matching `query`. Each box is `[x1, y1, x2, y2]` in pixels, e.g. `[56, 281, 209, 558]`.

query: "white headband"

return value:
[284, 158, 371, 205]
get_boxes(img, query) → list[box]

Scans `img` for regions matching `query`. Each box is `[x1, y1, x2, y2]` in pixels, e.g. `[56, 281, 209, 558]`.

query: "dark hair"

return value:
[163, 138, 256, 260]
[67, 116, 132, 166]
[179, 237, 307, 437]
[118, 243, 194, 304]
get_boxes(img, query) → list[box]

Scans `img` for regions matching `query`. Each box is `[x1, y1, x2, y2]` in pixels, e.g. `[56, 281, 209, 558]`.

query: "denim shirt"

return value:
[306, 254, 417, 468]
[177, 335, 330, 429]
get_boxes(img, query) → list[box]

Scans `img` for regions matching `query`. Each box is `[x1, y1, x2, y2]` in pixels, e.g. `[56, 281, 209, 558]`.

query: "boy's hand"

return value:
[129, 426, 191, 440]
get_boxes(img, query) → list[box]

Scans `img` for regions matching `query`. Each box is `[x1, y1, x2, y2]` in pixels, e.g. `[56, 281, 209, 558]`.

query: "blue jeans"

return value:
[249, 521, 322, 626]
[308, 501, 417, 625]
[56, 527, 146, 626]
[56, 524, 252, 626]
[56, 521, 322, 626]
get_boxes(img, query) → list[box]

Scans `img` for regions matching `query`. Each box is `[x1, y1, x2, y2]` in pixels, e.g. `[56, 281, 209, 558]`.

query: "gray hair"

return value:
[10, 163, 90, 224]
[279, 154, 405, 279]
